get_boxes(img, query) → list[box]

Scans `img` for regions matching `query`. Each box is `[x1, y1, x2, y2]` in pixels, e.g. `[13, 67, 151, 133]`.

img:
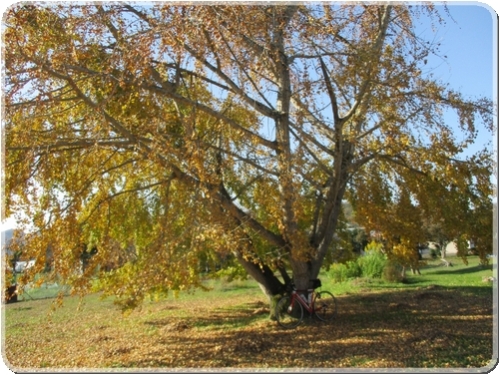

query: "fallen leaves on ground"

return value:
[3, 286, 493, 370]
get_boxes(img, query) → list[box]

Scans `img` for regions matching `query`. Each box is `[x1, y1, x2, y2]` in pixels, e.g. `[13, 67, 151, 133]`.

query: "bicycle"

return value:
[275, 278, 337, 328]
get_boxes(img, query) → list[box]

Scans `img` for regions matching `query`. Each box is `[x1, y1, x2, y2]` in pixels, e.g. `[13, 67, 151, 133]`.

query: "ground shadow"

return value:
[4, 278, 494, 369]
[429, 264, 493, 276]
[119, 285, 494, 369]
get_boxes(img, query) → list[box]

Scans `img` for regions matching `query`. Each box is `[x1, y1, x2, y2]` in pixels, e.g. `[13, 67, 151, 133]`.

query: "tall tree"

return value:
[3, 3, 493, 307]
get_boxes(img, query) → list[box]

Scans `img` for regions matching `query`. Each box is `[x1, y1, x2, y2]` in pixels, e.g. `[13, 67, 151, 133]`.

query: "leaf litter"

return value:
[3, 286, 493, 370]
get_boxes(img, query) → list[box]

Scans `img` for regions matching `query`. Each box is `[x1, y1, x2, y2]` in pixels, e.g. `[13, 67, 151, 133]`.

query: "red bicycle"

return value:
[275, 278, 337, 328]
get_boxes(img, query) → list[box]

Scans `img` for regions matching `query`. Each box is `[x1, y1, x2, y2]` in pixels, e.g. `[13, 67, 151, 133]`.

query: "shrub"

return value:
[364, 240, 384, 253]
[328, 263, 347, 283]
[328, 260, 362, 282]
[345, 260, 362, 279]
[358, 250, 387, 279]
[328, 241, 409, 283]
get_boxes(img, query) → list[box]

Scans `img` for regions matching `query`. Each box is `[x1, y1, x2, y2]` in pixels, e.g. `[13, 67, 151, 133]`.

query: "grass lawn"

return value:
[2, 256, 495, 370]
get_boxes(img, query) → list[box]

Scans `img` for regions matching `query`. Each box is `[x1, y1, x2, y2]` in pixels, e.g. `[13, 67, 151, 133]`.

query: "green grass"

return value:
[3, 255, 495, 370]
[13, 255, 493, 303]
[17, 283, 71, 301]
[322, 255, 494, 296]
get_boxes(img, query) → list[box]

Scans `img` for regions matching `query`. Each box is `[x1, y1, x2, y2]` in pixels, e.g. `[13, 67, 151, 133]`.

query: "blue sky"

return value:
[419, 3, 495, 99]
[0, 2, 498, 231]
[414, 3, 496, 157]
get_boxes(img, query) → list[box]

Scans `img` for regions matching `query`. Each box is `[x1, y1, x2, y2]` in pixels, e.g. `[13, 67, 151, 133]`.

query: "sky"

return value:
[0, 1, 498, 232]
[416, 3, 496, 156]
[422, 3, 495, 99]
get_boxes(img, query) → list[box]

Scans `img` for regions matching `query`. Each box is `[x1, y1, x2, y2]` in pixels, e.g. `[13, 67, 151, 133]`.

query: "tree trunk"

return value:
[233, 252, 289, 319]
[233, 249, 285, 298]
[401, 266, 407, 279]
[440, 241, 452, 266]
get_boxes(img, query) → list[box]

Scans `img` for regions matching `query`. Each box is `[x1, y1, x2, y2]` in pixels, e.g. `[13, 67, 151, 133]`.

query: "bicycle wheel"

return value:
[275, 295, 303, 328]
[313, 291, 337, 321]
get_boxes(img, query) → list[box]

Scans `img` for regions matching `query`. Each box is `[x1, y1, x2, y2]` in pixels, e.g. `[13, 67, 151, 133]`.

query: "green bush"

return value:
[328, 242, 404, 283]
[328, 263, 347, 283]
[358, 251, 387, 279]
[345, 260, 362, 279]
[328, 260, 362, 282]
[364, 240, 384, 253]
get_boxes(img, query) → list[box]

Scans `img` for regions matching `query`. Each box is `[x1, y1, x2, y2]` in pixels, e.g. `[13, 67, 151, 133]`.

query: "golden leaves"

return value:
[4, 282, 494, 369]
[3, 2, 494, 306]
